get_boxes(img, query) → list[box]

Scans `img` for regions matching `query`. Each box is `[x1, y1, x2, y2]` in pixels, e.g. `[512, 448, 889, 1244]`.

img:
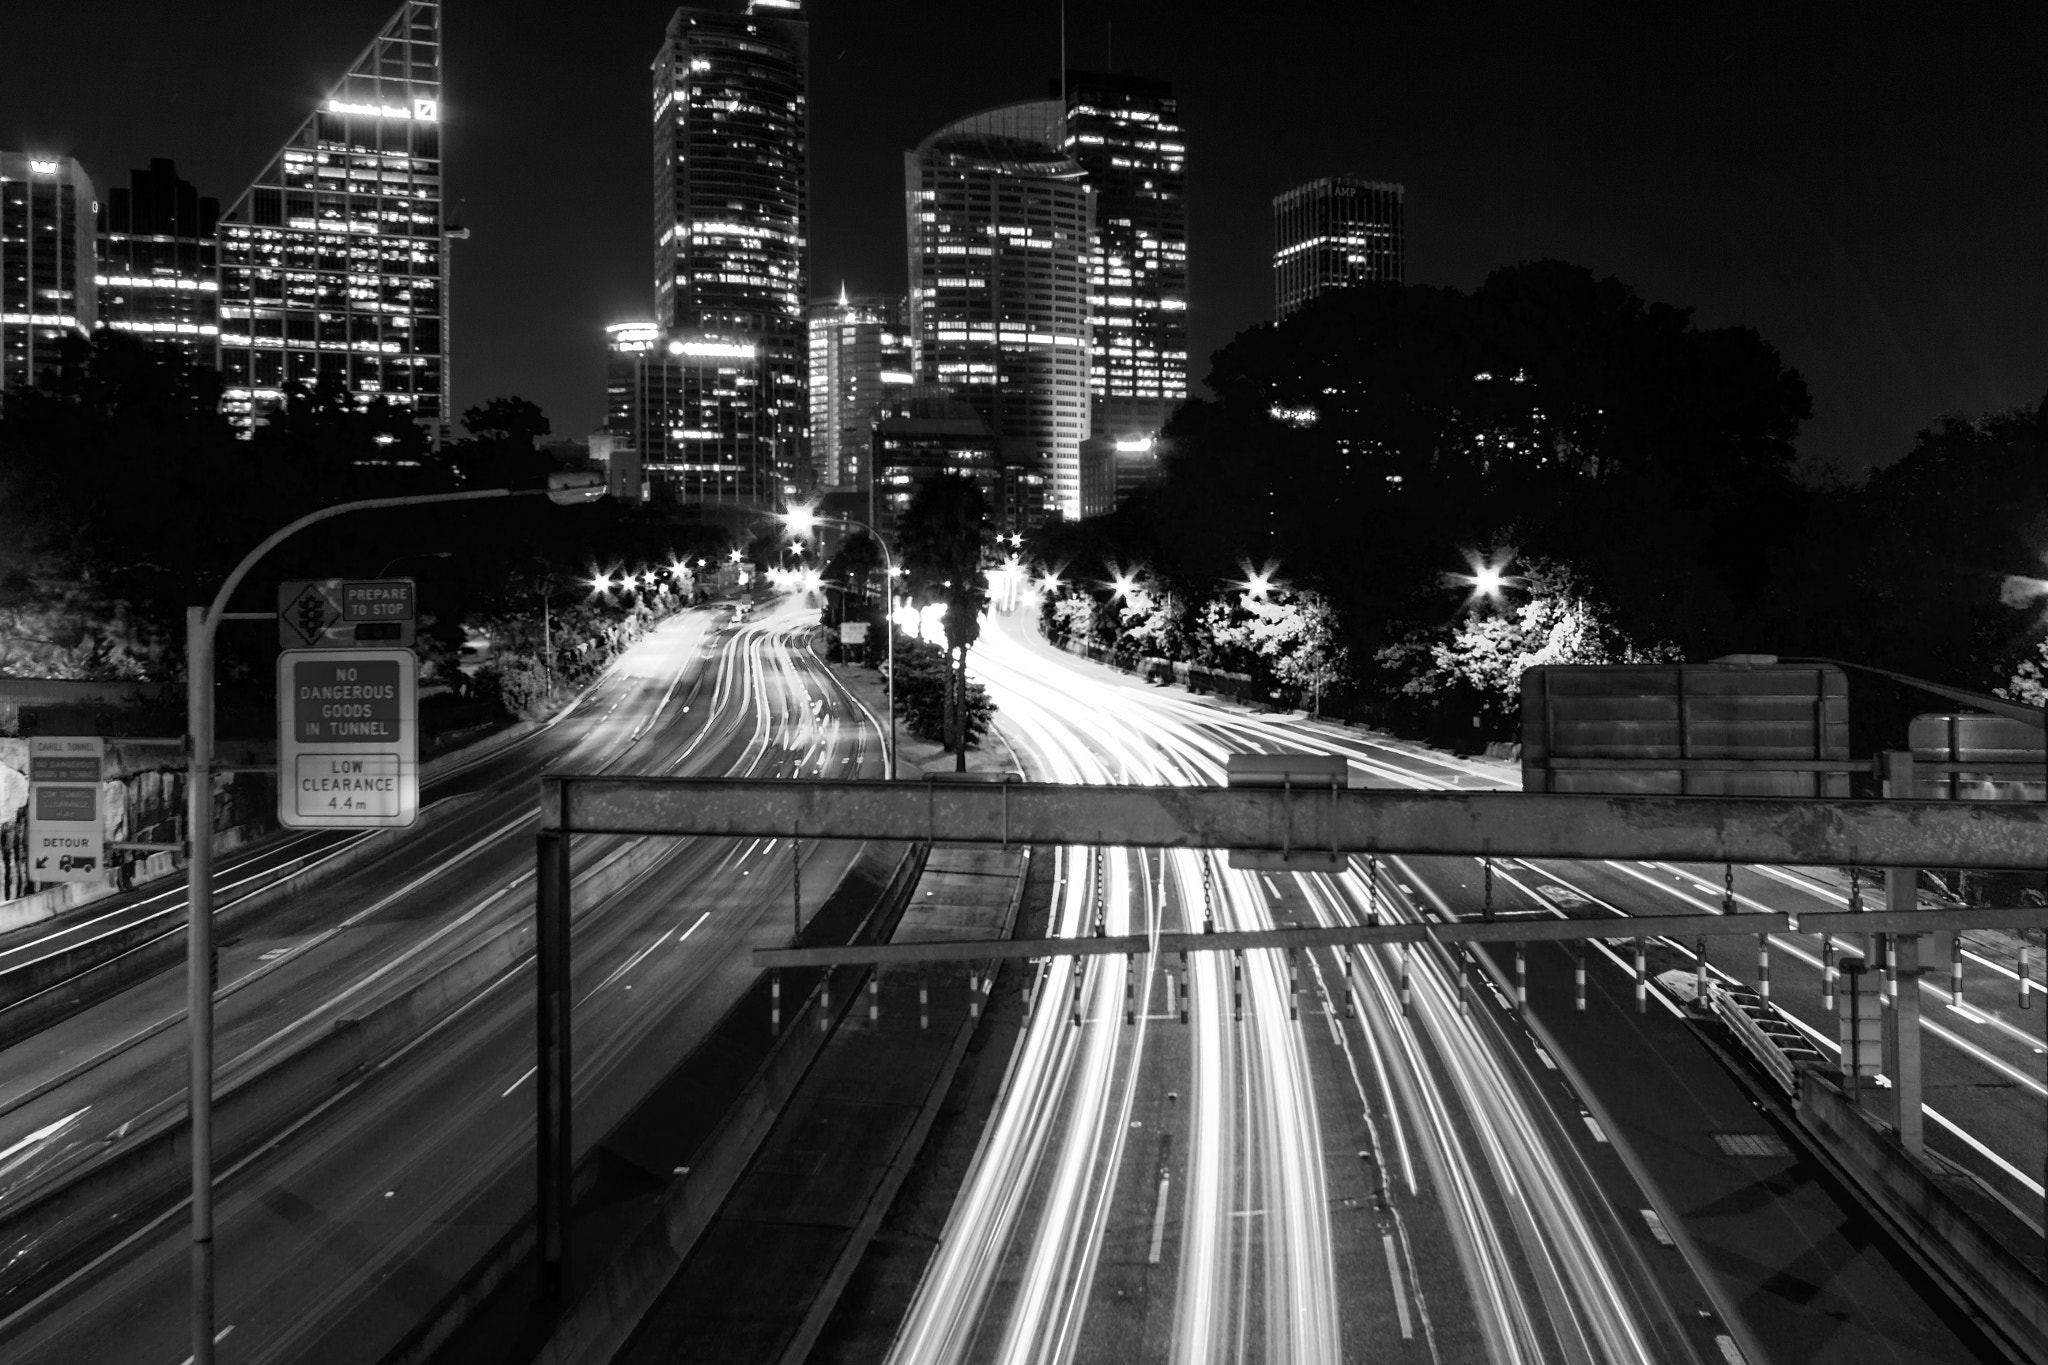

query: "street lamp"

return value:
[780, 502, 899, 779]
[178, 473, 601, 1365]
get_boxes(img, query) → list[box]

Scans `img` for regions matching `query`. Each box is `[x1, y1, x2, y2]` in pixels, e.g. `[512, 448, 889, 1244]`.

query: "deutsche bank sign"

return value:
[277, 647, 419, 828]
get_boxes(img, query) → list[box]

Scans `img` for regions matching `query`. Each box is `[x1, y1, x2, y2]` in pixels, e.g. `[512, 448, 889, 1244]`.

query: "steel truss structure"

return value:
[530, 774, 2048, 1299]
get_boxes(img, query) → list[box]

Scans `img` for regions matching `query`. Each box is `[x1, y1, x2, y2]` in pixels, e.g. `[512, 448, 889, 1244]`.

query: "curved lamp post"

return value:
[180, 473, 601, 1365]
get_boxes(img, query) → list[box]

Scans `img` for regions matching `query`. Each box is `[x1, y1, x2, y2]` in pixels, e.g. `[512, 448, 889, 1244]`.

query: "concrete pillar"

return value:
[1891, 933, 1925, 1158]
[1878, 750, 1925, 1156]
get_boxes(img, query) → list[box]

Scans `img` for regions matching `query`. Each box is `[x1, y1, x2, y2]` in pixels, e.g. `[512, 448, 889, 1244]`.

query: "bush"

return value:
[891, 636, 994, 749]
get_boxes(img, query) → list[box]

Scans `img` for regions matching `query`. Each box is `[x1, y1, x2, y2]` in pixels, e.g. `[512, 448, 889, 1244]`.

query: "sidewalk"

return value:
[609, 844, 1028, 1365]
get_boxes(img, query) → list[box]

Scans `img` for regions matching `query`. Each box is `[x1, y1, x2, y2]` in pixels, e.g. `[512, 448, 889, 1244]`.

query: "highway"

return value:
[0, 593, 883, 1363]
[890, 612, 1711, 1365]
[885, 607, 2006, 1364]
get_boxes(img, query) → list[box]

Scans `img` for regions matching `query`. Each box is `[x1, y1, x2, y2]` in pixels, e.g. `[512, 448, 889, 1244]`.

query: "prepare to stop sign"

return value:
[276, 647, 419, 828]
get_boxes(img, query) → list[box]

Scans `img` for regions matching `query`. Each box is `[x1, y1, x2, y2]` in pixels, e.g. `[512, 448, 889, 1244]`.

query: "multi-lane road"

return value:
[883, 606, 2012, 1365]
[0, 586, 2033, 1363]
[0, 595, 882, 1363]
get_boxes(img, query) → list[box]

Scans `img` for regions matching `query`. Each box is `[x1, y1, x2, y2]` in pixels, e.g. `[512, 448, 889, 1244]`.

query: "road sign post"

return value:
[276, 648, 419, 829]
[26, 735, 106, 883]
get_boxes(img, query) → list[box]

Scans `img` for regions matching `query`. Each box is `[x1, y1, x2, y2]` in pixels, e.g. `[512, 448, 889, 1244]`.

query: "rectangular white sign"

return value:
[27, 736, 105, 882]
[277, 648, 419, 829]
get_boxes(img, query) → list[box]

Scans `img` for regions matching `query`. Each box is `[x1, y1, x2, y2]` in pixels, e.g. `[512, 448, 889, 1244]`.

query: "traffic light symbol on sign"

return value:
[286, 586, 339, 646]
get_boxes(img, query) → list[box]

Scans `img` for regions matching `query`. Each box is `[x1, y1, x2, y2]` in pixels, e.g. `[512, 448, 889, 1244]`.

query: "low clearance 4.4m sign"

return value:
[276, 647, 419, 828]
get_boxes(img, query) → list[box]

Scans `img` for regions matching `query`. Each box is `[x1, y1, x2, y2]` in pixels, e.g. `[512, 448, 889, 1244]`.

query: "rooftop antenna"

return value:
[1107, 17, 1113, 73]
[1059, 0, 1067, 108]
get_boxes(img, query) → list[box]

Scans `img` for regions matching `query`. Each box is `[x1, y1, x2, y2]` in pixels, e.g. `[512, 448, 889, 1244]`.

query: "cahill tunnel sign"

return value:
[276, 647, 419, 828]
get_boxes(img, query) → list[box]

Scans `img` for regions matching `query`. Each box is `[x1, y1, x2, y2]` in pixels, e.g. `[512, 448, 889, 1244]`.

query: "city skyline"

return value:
[3, 2, 2044, 476]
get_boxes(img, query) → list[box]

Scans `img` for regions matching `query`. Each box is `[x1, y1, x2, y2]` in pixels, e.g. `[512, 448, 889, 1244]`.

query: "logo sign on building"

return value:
[277, 577, 417, 650]
[276, 648, 419, 829]
[27, 736, 105, 882]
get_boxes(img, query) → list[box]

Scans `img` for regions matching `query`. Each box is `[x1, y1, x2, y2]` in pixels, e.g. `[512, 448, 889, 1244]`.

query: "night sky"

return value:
[5, 1, 2042, 478]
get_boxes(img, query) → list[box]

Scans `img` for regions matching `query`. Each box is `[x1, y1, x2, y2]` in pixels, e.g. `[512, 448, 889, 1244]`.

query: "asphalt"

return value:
[611, 844, 1028, 1365]
[1476, 928, 2008, 1364]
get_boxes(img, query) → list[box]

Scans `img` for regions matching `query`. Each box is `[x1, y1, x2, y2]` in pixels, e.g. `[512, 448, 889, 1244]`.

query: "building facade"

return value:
[1, 152, 97, 396]
[96, 159, 219, 366]
[1273, 176, 1403, 321]
[216, 0, 447, 432]
[1063, 71, 1187, 446]
[806, 289, 911, 491]
[631, 333, 776, 507]
[906, 99, 1093, 528]
[652, 2, 808, 501]
[870, 386, 1000, 540]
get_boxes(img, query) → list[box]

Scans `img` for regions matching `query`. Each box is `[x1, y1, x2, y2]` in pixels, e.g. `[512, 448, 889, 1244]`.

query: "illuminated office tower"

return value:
[604, 319, 660, 433]
[1, 152, 97, 396]
[96, 159, 220, 365]
[632, 333, 775, 507]
[806, 290, 911, 490]
[652, 2, 808, 500]
[1272, 176, 1403, 321]
[1063, 71, 1187, 445]
[906, 100, 1093, 527]
[216, 0, 447, 432]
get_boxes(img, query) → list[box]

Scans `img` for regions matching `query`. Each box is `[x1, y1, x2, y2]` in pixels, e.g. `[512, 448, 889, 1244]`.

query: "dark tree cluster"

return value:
[1035, 260, 2048, 741]
[0, 333, 733, 722]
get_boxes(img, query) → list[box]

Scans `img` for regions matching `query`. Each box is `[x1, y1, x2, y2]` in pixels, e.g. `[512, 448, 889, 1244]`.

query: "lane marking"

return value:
[1382, 1233, 1415, 1339]
[1582, 1115, 1609, 1144]
[1640, 1208, 1673, 1246]
[1147, 1174, 1171, 1264]
[179, 1325, 234, 1363]
[676, 911, 711, 945]
[1715, 1335, 1747, 1365]
[501, 1066, 537, 1099]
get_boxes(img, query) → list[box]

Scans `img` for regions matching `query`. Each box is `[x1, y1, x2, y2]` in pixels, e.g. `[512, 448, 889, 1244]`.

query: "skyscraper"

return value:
[652, 2, 808, 500]
[216, 0, 447, 432]
[1063, 71, 1188, 446]
[1272, 176, 1404, 321]
[632, 333, 776, 507]
[806, 289, 912, 491]
[906, 100, 1093, 527]
[96, 159, 220, 366]
[1, 151, 97, 396]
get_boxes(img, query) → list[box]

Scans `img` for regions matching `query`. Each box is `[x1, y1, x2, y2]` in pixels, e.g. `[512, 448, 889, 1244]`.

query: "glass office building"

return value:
[1, 151, 97, 396]
[906, 99, 1093, 527]
[632, 333, 776, 508]
[1063, 71, 1188, 446]
[806, 290, 911, 491]
[217, 0, 447, 432]
[652, 2, 808, 501]
[96, 159, 220, 366]
[1272, 176, 1404, 321]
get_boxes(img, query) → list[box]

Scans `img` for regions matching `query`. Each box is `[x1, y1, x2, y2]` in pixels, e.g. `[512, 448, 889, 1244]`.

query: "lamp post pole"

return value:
[181, 484, 585, 1365]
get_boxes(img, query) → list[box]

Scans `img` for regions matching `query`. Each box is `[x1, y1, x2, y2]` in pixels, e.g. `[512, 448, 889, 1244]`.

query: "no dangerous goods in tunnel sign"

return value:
[276, 647, 419, 829]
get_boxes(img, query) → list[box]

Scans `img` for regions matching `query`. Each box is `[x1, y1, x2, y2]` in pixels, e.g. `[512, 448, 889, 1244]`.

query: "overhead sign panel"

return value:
[1909, 713, 2046, 802]
[276, 648, 419, 828]
[1521, 663, 1851, 797]
[27, 735, 105, 882]
[277, 577, 416, 649]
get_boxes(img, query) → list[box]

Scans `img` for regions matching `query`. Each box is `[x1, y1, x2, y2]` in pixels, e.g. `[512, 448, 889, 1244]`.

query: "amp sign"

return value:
[276, 648, 419, 828]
